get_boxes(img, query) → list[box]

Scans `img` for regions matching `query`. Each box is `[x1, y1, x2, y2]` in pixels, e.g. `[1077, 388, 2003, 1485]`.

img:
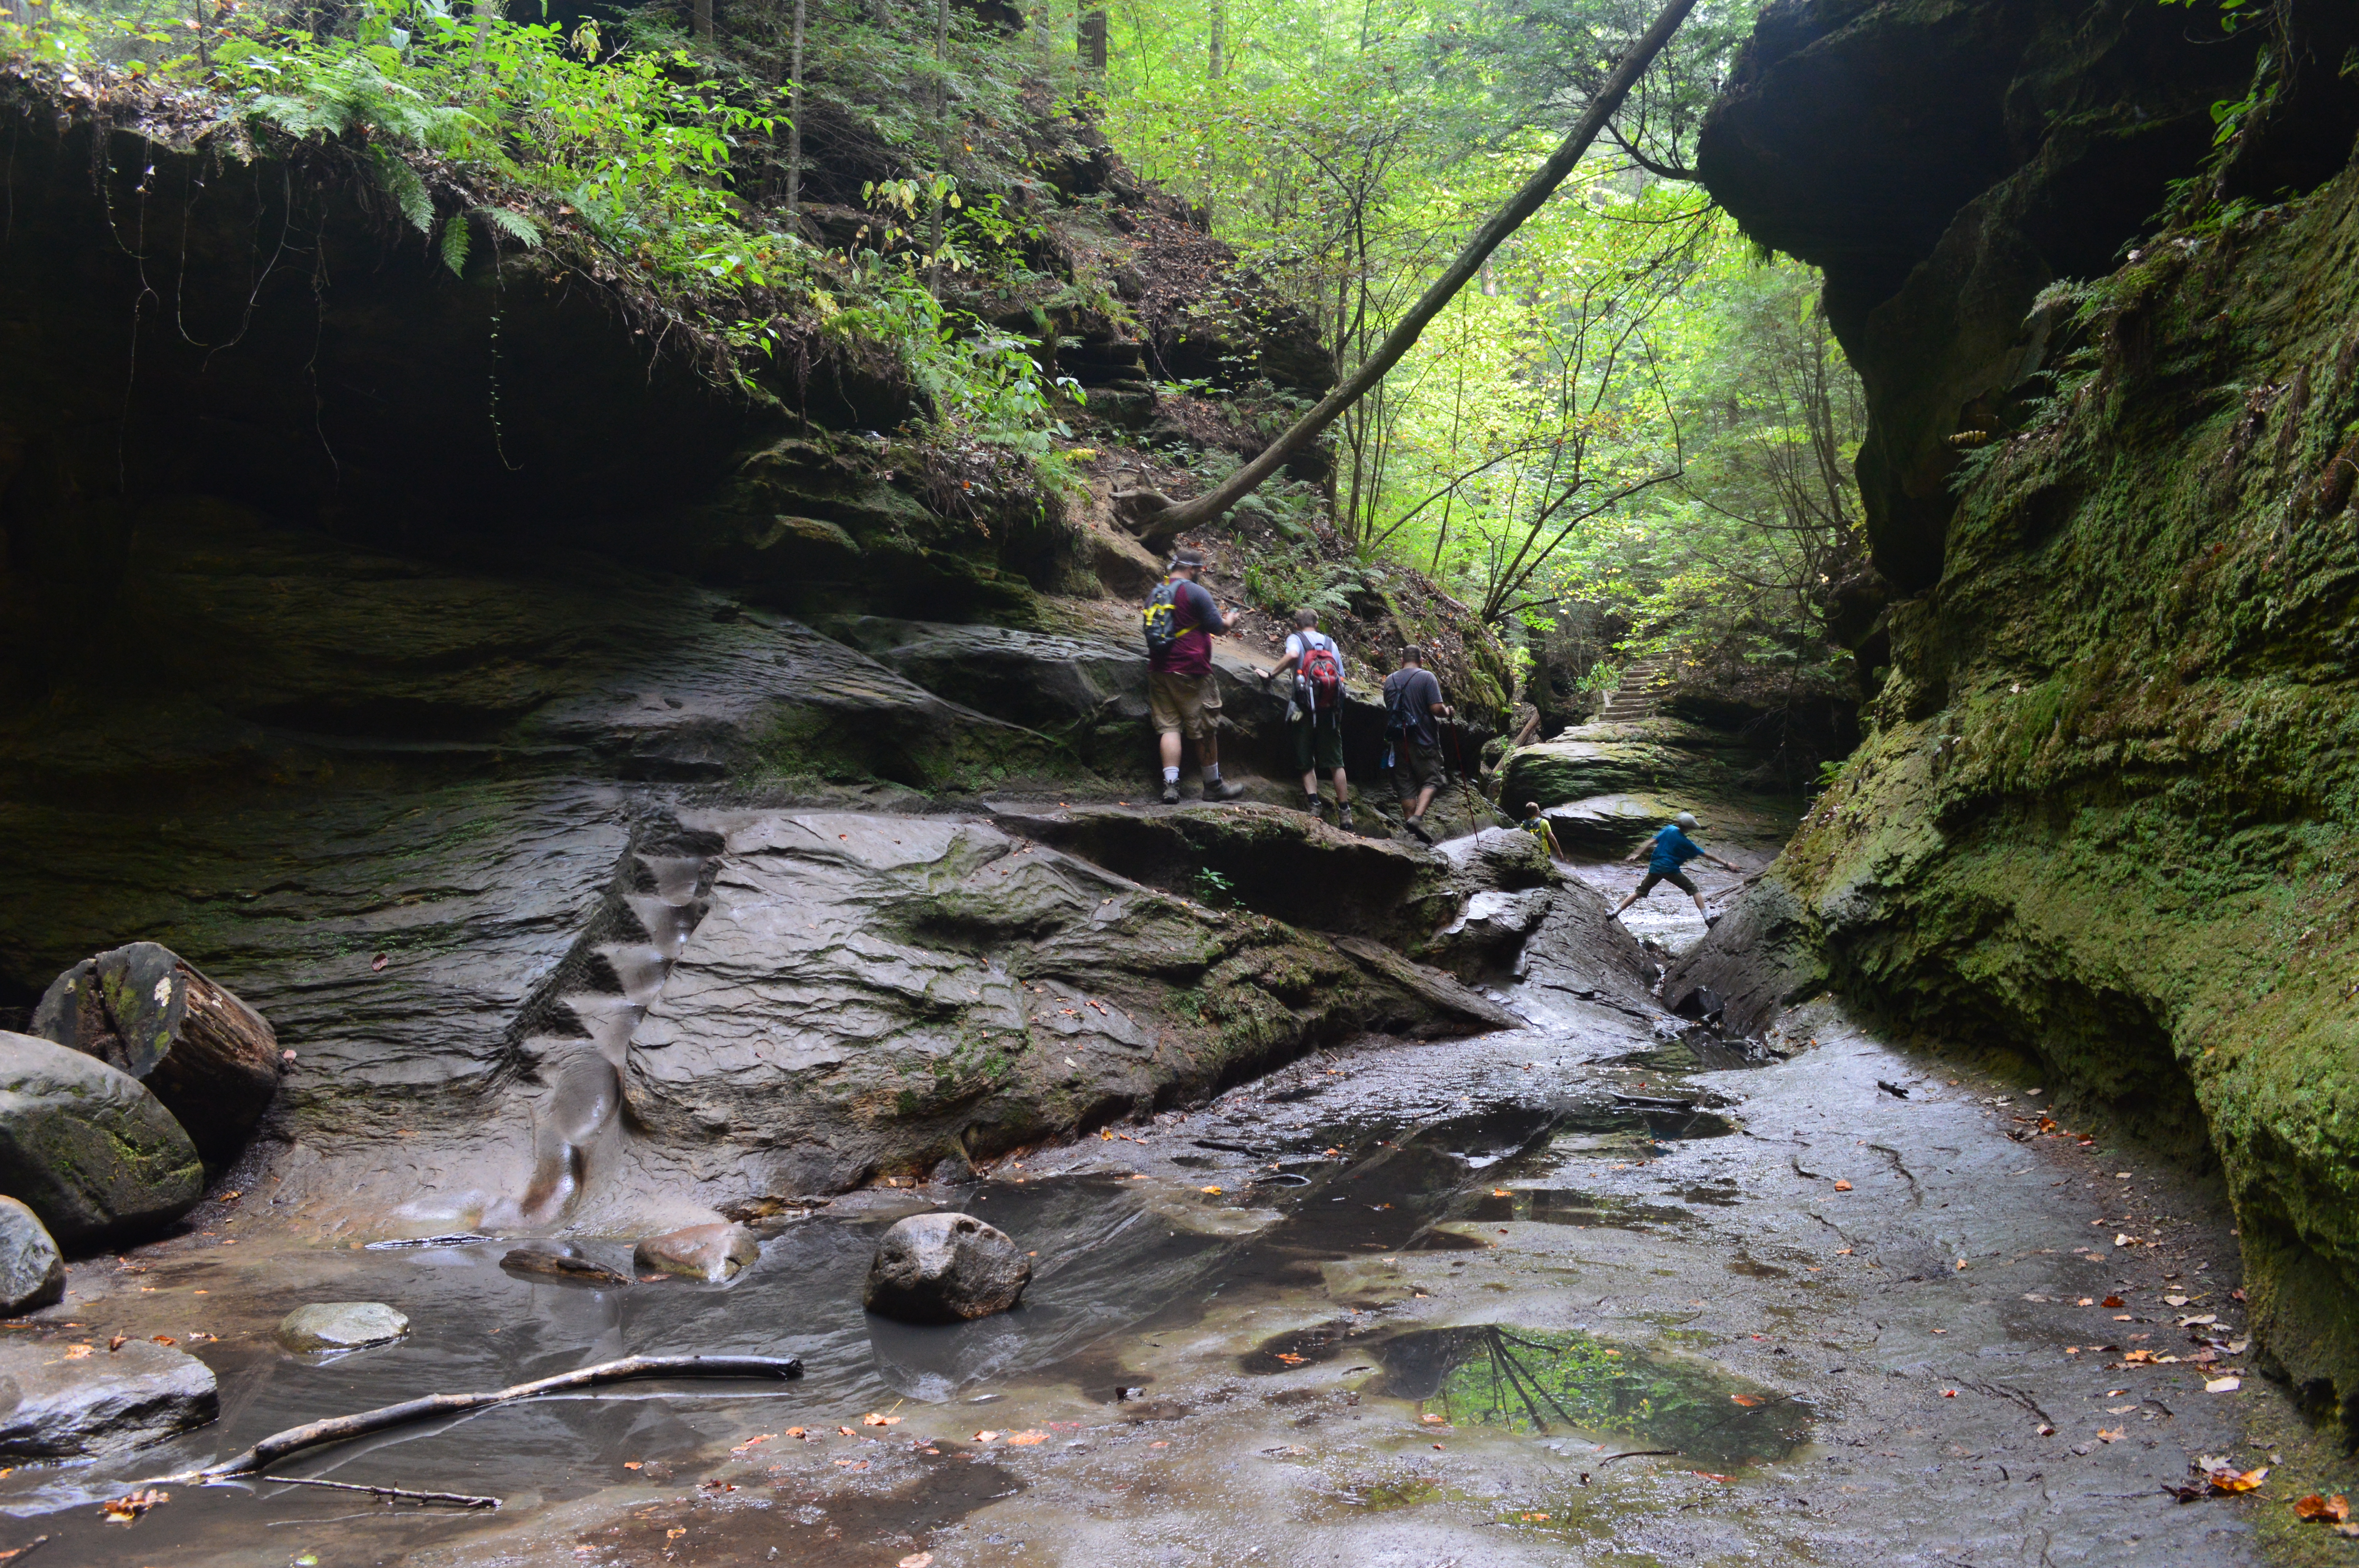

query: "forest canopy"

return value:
[2, 0, 1868, 739]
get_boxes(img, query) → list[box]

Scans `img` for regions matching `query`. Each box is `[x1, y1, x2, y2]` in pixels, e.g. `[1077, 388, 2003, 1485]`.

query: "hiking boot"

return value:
[1161, 781, 1181, 806]
[1209, 780, 1248, 802]
[1304, 794, 1326, 818]
[1404, 815, 1432, 845]
[1705, 912, 1723, 929]
[1336, 807, 1356, 833]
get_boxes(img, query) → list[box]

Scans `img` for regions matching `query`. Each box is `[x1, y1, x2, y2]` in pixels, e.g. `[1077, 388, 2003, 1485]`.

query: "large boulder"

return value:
[0, 1198, 65, 1317]
[0, 1337, 218, 1459]
[620, 811, 1516, 1198]
[864, 1211, 1032, 1323]
[33, 942, 280, 1163]
[634, 1222, 760, 1283]
[0, 1033, 203, 1248]
[1499, 719, 1739, 810]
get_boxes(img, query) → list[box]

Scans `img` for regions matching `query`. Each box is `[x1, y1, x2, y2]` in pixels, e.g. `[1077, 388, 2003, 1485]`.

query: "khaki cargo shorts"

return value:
[1149, 670, 1222, 740]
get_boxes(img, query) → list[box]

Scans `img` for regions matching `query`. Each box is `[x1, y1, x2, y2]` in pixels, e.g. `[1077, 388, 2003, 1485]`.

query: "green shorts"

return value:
[1392, 741, 1445, 800]
[1292, 709, 1345, 774]
[1636, 867, 1698, 897]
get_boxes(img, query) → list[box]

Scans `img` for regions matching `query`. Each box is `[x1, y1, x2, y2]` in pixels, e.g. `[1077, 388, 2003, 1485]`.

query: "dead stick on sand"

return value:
[149, 1353, 802, 1484]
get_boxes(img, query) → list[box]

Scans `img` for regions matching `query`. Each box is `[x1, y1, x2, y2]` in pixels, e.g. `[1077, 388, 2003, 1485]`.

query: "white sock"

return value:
[1203, 764, 1221, 783]
[1163, 767, 1180, 784]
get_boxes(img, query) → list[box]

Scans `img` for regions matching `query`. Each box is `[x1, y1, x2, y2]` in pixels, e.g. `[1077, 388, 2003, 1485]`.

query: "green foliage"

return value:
[1191, 868, 1237, 908]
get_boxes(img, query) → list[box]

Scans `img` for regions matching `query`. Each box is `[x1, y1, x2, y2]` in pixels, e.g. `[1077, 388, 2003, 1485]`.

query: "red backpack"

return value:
[1299, 639, 1343, 712]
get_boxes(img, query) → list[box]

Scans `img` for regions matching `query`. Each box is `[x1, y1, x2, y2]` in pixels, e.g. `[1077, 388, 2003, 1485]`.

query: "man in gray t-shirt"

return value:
[1380, 646, 1452, 843]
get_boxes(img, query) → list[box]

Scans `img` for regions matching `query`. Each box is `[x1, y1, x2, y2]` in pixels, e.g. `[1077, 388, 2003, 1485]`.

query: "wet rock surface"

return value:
[865, 1211, 1033, 1323]
[275, 1301, 409, 1353]
[0, 1337, 218, 1460]
[634, 1222, 761, 1283]
[0, 1197, 65, 1317]
[0, 1032, 203, 1248]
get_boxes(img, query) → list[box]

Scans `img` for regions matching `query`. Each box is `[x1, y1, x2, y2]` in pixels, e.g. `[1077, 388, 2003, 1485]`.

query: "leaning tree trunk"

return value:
[785, 0, 807, 221]
[32, 943, 280, 1163]
[1122, 0, 1698, 539]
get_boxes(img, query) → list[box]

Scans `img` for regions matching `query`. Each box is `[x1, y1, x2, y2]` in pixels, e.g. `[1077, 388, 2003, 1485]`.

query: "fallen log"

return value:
[32, 943, 279, 1162]
[150, 1353, 803, 1483]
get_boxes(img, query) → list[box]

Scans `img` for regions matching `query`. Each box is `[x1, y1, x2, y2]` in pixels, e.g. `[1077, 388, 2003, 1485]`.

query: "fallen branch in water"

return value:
[1595, 1448, 1678, 1465]
[151, 1353, 802, 1483]
[260, 1475, 500, 1508]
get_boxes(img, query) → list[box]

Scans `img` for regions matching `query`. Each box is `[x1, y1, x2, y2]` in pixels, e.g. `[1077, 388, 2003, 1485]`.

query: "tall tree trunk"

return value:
[1208, 0, 1224, 78]
[785, 0, 807, 220]
[1078, 5, 1107, 72]
[473, 0, 495, 55]
[1124, 0, 1698, 540]
[929, 0, 950, 297]
[694, 0, 714, 42]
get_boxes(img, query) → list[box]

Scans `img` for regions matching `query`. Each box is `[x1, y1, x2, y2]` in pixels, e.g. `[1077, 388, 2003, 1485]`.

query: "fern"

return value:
[440, 216, 471, 276]
[370, 146, 434, 234]
[479, 207, 543, 249]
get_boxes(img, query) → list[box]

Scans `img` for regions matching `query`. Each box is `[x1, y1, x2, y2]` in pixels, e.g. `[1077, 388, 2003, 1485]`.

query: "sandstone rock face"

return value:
[621, 812, 1515, 1198]
[1696, 0, 2359, 1428]
[864, 1212, 1032, 1323]
[0, 1338, 218, 1459]
[0, 1033, 203, 1248]
[277, 1302, 410, 1353]
[1500, 719, 1739, 811]
[0, 1198, 65, 1317]
[33, 942, 280, 1163]
[634, 1222, 761, 1283]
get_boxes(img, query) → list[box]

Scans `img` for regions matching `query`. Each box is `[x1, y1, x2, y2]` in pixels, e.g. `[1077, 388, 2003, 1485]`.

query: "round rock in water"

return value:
[0, 1198, 64, 1318]
[863, 1212, 1032, 1324]
[278, 1302, 410, 1354]
[0, 1338, 218, 1460]
[633, 1222, 760, 1283]
[0, 1031, 203, 1247]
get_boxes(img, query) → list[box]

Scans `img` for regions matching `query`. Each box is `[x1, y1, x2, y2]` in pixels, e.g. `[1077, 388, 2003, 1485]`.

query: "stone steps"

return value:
[1596, 656, 1674, 722]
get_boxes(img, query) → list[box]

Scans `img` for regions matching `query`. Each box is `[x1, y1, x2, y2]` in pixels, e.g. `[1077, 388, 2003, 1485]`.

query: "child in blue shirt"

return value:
[1609, 811, 1738, 927]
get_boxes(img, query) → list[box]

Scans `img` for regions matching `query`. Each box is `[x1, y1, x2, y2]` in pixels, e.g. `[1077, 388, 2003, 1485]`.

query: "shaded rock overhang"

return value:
[1694, 0, 2272, 599]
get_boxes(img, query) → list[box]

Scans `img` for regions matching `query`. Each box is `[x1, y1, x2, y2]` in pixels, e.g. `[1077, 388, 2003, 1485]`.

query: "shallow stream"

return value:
[3, 863, 2330, 1566]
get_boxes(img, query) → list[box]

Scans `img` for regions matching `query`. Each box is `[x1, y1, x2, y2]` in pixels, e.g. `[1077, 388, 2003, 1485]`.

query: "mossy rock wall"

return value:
[1733, 166, 2359, 1424]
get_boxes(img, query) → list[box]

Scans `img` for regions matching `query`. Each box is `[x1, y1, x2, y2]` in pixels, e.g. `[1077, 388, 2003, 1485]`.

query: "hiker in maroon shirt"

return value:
[1143, 547, 1246, 805]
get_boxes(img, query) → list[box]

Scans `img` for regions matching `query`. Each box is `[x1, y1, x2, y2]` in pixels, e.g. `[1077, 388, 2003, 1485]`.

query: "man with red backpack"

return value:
[1257, 607, 1353, 829]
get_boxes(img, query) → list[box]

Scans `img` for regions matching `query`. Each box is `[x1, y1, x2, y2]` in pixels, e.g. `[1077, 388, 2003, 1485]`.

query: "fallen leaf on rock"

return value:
[2179, 1313, 2217, 1328]
[2165, 1294, 2190, 1307]
[1006, 1431, 1048, 1446]
[2115, 1234, 2140, 1247]
[2105, 1404, 2138, 1414]
[2206, 1376, 2242, 1394]
[783, 1428, 807, 1439]
[697, 1479, 735, 1495]
[666, 1528, 686, 1540]
[1492, 1189, 1512, 1198]
[2190, 1456, 2267, 1494]
[972, 1430, 1001, 1443]
[1834, 1247, 1853, 1255]
[1421, 1413, 1447, 1425]
[107, 1335, 125, 1352]
[1692, 1472, 1733, 1483]
[1832, 1180, 1852, 1192]
[2097, 1428, 2125, 1443]
[371, 953, 389, 971]
[1939, 1389, 1956, 1399]
[2102, 1296, 2125, 1308]
[2121, 1350, 2157, 1364]
[1731, 1394, 1762, 1406]
[2036, 1423, 2056, 1436]
[62, 1345, 91, 1361]
[837, 1426, 856, 1437]
[2077, 1297, 2096, 1307]
[102, 1488, 169, 1523]
[731, 1434, 775, 1454]
[150, 1335, 174, 1347]
[1956, 1259, 1969, 1271]
[863, 1413, 901, 1427]
[900, 1555, 935, 1568]
[623, 1461, 641, 1470]
[1273, 1352, 1305, 1365]
[2295, 1494, 2351, 1523]
[1199, 1186, 1223, 1196]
